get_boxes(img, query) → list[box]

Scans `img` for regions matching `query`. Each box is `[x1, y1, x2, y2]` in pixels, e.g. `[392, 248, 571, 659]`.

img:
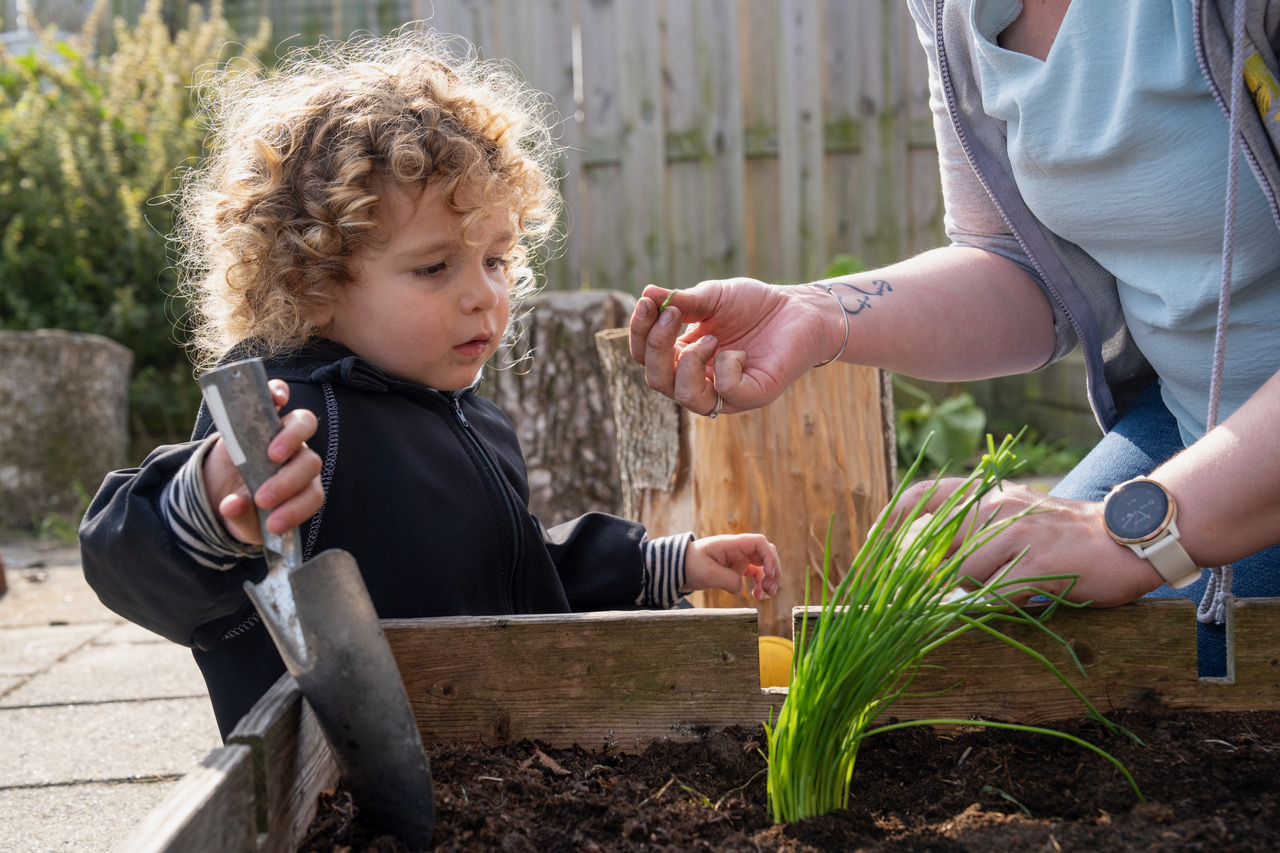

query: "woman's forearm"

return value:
[1153, 370, 1280, 567]
[821, 245, 1057, 381]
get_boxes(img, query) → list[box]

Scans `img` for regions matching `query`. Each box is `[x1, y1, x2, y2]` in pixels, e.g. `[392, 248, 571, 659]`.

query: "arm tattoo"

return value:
[831, 279, 892, 316]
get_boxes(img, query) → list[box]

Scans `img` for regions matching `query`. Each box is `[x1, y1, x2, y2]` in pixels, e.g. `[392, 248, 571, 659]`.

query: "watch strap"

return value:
[1130, 519, 1201, 589]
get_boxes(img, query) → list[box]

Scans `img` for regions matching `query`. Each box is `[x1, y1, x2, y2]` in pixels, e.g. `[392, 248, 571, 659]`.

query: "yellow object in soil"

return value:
[758, 634, 794, 688]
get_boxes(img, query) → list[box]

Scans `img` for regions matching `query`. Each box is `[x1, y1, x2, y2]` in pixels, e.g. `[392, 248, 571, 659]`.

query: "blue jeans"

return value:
[1049, 383, 1280, 677]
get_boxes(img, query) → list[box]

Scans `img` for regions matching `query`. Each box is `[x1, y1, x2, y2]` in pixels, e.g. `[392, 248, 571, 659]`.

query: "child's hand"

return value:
[202, 380, 324, 545]
[682, 534, 781, 601]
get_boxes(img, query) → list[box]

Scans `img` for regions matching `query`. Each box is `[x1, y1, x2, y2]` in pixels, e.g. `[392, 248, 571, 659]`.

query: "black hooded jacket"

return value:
[80, 339, 647, 736]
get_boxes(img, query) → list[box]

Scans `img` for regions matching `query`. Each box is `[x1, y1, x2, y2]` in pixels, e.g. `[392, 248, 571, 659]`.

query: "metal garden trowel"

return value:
[199, 357, 433, 848]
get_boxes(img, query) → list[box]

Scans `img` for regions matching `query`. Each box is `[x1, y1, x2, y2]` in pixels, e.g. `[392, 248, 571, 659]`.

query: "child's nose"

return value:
[461, 266, 502, 311]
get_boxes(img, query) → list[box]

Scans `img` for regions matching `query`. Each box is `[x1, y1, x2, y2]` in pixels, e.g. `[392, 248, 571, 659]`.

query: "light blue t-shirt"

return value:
[971, 0, 1280, 443]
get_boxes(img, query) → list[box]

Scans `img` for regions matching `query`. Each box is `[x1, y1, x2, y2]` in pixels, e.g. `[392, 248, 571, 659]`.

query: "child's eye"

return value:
[484, 256, 511, 271]
[413, 262, 447, 277]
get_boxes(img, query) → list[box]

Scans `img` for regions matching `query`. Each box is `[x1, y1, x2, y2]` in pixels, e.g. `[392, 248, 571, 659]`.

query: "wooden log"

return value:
[793, 598, 1280, 724]
[688, 363, 894, 640]
[480, 290, 635, 525]
[114, 744, 255, 853]
[596, 323, 894, 639]
[226, 676, 340, 853]
[593, 328, 689, 529]
[385, 608, 784, 750]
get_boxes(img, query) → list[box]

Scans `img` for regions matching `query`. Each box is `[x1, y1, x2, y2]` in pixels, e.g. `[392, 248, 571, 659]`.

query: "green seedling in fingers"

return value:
[659, 290, 676, 312]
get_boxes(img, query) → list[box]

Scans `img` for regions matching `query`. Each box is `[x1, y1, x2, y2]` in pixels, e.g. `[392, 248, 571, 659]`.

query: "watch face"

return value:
[1104, 479, 1171, 543]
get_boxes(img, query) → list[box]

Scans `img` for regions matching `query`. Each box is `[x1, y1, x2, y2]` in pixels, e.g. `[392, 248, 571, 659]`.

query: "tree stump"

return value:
[480, 290, 635, 526]
[593, 329, 689, 532]
[597, 324, 895, 638]
[0, 330, 133, 528]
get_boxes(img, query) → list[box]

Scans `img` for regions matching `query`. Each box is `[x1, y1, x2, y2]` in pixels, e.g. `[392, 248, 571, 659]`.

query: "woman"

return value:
[628, 0, 1280, 676]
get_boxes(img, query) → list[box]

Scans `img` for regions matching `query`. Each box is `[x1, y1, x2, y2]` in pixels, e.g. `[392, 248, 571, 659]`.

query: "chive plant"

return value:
[765, 433, 1142, 824]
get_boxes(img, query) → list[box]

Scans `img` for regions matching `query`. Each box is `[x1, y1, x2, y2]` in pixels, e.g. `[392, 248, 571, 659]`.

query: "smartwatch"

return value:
[1102, 477, 1202, 589]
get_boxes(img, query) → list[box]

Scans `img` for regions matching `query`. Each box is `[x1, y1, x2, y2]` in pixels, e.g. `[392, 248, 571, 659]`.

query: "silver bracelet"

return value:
[813, 283, 850, 367]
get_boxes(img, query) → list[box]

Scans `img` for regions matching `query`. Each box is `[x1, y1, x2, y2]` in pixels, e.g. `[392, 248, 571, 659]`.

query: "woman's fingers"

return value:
[672, 333, 722, 416]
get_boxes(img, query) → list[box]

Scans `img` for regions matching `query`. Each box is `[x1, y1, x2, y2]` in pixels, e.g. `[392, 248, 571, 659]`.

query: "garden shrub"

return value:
[0, 0, 267, 457]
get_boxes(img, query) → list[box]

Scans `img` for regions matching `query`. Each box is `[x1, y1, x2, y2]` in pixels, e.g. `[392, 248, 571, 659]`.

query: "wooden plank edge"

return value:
[792, 598, 1280, 723]
[385, 608, 780, 748]
[113, 744, 255, 853]
[227, 672, 340, 853]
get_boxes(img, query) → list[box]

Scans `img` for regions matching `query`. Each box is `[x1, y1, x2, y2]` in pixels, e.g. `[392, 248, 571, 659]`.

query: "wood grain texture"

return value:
[115, 744, 255, 853]
[794, 598, 1280, 724]
[688, 363, 894, 638]
[385, 608, 784, 750]
[131, 598, 1280, 851]
[226, 676, 340, 853]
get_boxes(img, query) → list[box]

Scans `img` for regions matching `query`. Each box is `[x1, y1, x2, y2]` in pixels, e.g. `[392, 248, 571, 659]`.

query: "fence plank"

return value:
[578, 0, 626, 292]
[662, 0, 745, 289]
[821, 0, 866, 267]
[776, 0, 825, 280]
[616, 0, 665, 291]
[490, 0, 581, 290]
[739, 0, 783, 282]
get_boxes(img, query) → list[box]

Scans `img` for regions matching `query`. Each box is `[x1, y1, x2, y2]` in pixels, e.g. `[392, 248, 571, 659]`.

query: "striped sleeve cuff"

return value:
[637, 532, 693, 609]
[159, 438, 262, 571]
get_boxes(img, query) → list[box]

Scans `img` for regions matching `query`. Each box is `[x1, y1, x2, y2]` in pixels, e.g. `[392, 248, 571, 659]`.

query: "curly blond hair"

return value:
[175, 28, 562, 370]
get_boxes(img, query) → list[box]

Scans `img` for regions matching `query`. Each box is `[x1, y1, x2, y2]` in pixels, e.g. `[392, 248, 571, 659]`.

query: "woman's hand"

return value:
[202, 380, 324, 545]
[900, 478, 1168, 608]
[628, 279, 837, 416]
[682, 533, 782, 601]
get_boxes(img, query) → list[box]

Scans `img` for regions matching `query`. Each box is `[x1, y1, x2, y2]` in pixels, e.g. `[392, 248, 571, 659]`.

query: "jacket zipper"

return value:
[448, 392, 522, 612]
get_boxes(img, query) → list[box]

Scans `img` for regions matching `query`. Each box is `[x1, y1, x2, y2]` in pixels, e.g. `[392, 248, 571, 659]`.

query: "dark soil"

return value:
[299, 710, 1280, 852]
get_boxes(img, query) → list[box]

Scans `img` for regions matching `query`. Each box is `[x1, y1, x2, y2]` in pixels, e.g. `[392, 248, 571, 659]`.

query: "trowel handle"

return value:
[198, 358, 282, 497]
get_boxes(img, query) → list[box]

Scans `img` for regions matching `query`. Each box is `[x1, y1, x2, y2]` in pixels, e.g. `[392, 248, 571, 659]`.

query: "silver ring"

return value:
[705, 393, 723, 419]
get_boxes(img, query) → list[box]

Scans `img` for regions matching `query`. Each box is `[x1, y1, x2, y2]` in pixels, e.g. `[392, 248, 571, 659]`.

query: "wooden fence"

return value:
[5, 0, 946, 294]
[393, 0, 946, 294]
[2, 0, 1097, 444]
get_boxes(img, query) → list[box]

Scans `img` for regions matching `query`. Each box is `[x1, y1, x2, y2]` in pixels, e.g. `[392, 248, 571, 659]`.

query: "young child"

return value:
[79, 31, 780, 739]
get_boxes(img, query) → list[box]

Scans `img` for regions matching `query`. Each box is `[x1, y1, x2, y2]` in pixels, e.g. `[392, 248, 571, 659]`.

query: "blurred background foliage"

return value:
[0, 0, 268, 457]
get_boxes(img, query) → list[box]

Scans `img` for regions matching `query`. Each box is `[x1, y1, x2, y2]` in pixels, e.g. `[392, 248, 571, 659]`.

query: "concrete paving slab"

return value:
[0, 698, 221, 787]
[1, 642, 208, 707]
[0, 537, 225, 851]
[0, 564, 117, 627]
[94, 622, 169, 645]
[0, 623, 115, 676]
[2, 779, 178, 853]
[0, 542, 81, 570]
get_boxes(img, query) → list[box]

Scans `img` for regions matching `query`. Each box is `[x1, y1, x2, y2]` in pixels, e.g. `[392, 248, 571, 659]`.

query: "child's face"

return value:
[320, 181, 513, 390]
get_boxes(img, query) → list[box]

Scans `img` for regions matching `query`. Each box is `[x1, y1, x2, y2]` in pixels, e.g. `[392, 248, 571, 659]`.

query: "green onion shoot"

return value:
[765, 431, 1142, 824]
[659, 290, 676, 312]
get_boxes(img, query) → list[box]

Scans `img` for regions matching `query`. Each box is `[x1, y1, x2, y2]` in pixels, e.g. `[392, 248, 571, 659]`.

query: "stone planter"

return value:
[0, 329, 133, 528]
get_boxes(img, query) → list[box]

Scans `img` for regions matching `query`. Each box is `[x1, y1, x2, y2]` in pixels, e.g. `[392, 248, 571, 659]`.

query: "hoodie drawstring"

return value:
[1197, 0, 1249, 626]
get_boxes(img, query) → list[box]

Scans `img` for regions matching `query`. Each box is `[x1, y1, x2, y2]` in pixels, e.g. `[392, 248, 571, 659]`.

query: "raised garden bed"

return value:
[122, 599, 1280, 852]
